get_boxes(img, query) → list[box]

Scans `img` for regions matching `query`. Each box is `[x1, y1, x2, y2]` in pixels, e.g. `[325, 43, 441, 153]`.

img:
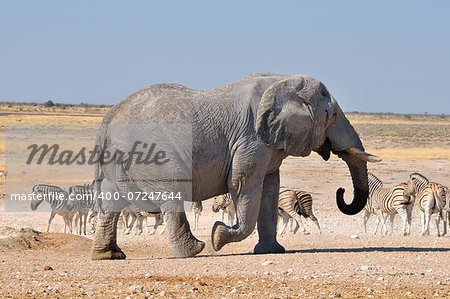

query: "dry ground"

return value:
[0, 106, 449, 298]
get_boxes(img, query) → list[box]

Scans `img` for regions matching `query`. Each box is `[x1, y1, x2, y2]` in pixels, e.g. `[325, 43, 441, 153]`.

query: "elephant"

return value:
[90, 73, 381, 260]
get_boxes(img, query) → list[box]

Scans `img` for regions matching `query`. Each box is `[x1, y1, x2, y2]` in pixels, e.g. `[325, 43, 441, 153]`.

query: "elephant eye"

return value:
[321, 90, 328, 97]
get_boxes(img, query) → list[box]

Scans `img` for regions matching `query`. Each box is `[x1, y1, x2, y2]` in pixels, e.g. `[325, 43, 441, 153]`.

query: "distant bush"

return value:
[43, 100, 55, 107]
[404, 114, 412, 120]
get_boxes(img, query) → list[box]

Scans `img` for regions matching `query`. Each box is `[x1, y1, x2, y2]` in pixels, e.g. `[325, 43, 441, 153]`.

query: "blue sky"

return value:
[1, 1, 449, 113]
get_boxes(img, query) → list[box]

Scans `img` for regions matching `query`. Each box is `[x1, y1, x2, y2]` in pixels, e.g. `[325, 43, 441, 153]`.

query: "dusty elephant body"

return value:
[91, 73, 380, 260]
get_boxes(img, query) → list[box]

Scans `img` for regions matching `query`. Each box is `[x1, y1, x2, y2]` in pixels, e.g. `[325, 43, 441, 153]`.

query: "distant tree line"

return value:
[0, 100, 112, 108]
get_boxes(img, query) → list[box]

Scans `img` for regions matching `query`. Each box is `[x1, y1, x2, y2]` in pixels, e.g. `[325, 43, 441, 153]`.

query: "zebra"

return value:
[119, 204, 165, 235]
[212, 193, 236, 226]
[31, 184, 77, 233]
[277, 188, 321, 235]
[192, 201, 203, 230]
[405, 173, 447, 236]
[364, 173, 414, 236]
[362, 172, 384, 235]
[69, 182, 96, 235]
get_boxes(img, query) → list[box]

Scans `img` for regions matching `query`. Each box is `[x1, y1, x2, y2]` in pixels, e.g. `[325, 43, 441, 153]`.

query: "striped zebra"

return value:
[406, 173, 447, 236]
[363, 172, 384, 235]
[366, 173, 413, 236]
[192, 201, 203, 230]
[119, 204, 165, 235]
[277, 188, 321, 235]
[212, 193, 236, 226]
[69, 183, 97, 235]
[31, 184, 77, 233]
[363, 173, 413, 236]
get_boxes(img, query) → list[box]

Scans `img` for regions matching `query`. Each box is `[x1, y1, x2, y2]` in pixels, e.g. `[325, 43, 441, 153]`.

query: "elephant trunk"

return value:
[335, 151, 369, 215]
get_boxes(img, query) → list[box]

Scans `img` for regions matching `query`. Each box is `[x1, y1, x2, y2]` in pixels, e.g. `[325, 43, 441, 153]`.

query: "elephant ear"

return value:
[256, 77, 316, 156]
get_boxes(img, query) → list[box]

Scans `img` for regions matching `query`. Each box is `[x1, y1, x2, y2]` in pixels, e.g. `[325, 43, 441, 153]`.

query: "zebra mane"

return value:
[410, 172, 429, 183]
[368, 172, 383, 187]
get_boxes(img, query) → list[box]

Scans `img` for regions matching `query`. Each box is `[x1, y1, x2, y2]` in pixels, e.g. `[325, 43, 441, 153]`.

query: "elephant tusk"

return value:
[345, 147, 382, 163]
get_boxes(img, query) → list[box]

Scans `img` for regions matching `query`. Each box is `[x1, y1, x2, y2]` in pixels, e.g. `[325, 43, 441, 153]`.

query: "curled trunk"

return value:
[335, 151, 369, 215]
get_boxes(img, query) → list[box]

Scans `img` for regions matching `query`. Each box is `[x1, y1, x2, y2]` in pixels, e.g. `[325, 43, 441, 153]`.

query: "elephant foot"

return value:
[211, 221, 231, 251]
[254, 240, 285, 254]
[91, 249, 126, 260]
[172, 236, 205, 258]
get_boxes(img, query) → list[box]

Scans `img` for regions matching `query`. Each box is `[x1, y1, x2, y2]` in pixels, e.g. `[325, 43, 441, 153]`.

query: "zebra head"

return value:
[30, 193, 44, 211]
[407, 172, 429, 196]
[212, 194, 231, 212]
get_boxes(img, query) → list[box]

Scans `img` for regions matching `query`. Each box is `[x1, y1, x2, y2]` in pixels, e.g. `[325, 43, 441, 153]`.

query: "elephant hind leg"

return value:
[91, 211, 125, 260]
[166, 211, 205, 258]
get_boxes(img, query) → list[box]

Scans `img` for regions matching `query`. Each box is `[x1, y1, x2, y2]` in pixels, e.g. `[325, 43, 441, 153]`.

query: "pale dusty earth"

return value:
[0, 156, 449, 298]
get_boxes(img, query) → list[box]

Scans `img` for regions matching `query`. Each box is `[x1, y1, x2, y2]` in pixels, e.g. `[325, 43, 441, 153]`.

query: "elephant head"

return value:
[256, 76, 381, 215]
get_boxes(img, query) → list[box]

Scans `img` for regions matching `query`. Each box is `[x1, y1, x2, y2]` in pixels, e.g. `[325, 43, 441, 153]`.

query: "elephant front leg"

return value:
[165, 211, 205, 258]
[91, 211, 126, 260]
[254, 171, 285, 254]
[211, 178, 264, 252]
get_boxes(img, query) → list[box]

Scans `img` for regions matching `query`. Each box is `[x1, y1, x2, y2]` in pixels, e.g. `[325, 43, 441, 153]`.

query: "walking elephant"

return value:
[91, 73, 381, 260]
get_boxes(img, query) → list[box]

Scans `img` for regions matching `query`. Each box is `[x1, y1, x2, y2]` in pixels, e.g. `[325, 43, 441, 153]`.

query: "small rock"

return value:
[230, 288, 237, 294]
[129, 284, 144, 292]
[350, 234, 360, 239]
[261, 261, 273, 266]
[359, 265, 373, 271]
[77, 283, 83, 288]
[145, 273, 152, 278]
[44, 265, 53, 271]
[158, 291, 166, 296]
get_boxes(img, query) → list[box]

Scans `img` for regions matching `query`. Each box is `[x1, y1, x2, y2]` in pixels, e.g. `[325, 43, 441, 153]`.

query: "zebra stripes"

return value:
[277, 188, 321, 235]
[364, 173, 413, 236]
[119, 204, 165, 235]
[212, 193, 236, 226]
[69, 183, 97, 235]
[31, 184, 77, 233]
[406, 173, 447, 236]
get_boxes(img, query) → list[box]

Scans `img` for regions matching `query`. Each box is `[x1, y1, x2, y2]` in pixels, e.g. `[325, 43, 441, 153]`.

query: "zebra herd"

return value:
[364, 172, 449, 237]
[30, 171, 448, 237]
[31, 183, 97, 235]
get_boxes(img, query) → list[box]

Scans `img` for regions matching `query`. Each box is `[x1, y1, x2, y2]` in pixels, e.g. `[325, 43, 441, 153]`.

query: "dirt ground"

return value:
[0, 108, 449, 298]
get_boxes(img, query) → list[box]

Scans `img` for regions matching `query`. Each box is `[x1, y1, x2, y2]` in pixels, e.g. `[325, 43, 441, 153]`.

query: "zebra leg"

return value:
[291, 217, 299, 234]
[309, 214, 322, 234]
[135, 214, 143, 235]
[389, 214, 395, 236]
[435, 213, 442, 237]
[158, 213, 167, 235]
[83, 213, 88, 235]
[292, 214, 307, 234]
[149, 214, 162, 235]
[406, 205, 413, 236]
[380, 212, 389, 236]
[220, 209, 225, 222]
[423, 209, 431, 236]
[372, 214, 380, 236]
[420, 210, 426, 235]
[278, 211, 289, 235]
[442, 211, 448, 236]
[47, 211, 57, 232]
[397, 208, 408, 236]
[362, 210, 370, 235]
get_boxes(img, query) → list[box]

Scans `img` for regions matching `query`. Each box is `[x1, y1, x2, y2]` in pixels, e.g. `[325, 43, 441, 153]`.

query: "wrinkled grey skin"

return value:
[91, 73, 370, 260]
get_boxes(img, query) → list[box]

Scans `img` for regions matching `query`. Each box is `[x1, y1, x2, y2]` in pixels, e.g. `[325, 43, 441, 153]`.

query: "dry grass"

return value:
[0, 105, 449, 160]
